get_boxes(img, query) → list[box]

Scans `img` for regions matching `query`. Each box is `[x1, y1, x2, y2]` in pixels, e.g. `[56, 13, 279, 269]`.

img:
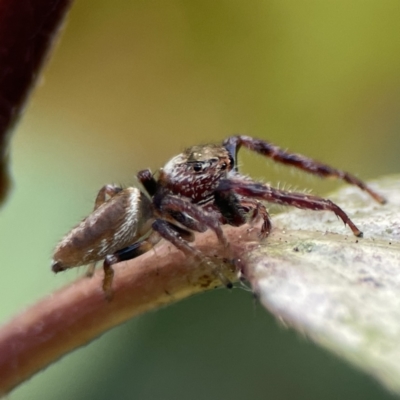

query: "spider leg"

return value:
[223, 135, 386, 204]
[137, 169, 157, 197]
[157, 194, 229, 249]
[86, 184, 124, 277]
[214, 189, 271, 238]
[240, 198, 272, 238]
[214, 190, 247, 227]
[152, 219, 233, 288]
[154, 193, 233, 287]
[93, 184, 123, 210]
[218, 178, 363, 237]
[101, 230, 162, 299]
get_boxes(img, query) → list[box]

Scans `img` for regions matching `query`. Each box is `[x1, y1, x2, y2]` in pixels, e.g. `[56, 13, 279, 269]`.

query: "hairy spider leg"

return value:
[218, 179, 363, 237]
[85, 184, 124, 277]
[140, 168, 213, 233]
[213, 190, 247, 227]
[214, 190, 272, 238]
[240, 198, 272, 238]
[152, 219, 233, 288]
[139, 170, 232, 287]
[140, 167, 225, 237]
[223, 135, 386, 204]
[157, 194, 234, 287]
[156, 193, 229, 249]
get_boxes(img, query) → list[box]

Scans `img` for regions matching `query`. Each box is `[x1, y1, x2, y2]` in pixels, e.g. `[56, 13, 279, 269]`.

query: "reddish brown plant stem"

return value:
[0, 225, 260, 395]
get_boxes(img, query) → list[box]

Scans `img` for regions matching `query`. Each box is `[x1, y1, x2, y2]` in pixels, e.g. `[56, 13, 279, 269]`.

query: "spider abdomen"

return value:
[52, 188, 153, 271]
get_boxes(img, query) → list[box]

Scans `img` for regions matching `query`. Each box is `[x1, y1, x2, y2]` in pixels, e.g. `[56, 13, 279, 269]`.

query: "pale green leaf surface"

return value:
[245, 175, 400, 393]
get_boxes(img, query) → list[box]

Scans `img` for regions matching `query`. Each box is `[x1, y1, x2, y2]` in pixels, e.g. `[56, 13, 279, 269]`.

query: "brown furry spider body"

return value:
[52, 135, 385, 297]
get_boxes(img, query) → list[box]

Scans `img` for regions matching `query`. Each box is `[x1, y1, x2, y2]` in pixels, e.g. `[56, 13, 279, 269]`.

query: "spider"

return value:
[52, 135, 385, 297]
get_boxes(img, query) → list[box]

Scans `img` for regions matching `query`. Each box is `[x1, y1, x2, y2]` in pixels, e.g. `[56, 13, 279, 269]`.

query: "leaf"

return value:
[243, 174, 400, 393]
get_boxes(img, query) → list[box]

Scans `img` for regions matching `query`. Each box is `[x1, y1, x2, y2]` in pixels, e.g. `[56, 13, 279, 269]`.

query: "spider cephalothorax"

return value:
[52, 135, 385, 297]
[159, 144, 233, 204]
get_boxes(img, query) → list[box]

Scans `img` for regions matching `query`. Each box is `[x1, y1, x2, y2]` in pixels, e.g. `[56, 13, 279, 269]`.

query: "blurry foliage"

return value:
[1, 1, 399, 399]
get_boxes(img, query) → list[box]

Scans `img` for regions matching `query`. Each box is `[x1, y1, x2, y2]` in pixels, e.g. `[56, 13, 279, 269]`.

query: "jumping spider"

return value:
[52, 135, 385, 297]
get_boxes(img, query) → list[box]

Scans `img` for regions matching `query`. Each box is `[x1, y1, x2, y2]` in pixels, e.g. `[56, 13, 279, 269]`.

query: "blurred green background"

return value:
[1, 1, 400, 399]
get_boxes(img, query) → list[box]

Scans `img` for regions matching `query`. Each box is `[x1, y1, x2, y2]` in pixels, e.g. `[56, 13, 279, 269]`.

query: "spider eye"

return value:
[193, 163, 203, 172]
[220, 162, 227, 170]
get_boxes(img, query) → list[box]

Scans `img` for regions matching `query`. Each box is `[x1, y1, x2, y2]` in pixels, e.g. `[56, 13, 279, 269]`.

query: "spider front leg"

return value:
[218, 178, 363, 237]
[154, 193, 234, 287]
[156, 193, 229, 249]
[214, 190, 271, 238]
[152, 219, 233, 288]
[223, 135, 386, 204]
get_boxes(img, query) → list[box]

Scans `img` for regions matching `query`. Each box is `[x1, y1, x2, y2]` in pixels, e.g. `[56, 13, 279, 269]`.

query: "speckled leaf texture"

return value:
[244, 175, 400, 393]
